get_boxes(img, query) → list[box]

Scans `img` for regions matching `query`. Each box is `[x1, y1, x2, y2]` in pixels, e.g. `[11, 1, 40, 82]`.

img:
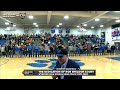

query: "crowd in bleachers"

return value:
[0, 33, 120, 58]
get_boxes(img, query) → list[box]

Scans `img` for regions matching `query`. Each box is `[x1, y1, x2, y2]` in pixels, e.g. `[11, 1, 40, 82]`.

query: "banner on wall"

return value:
[51, 28, 55, 34]
[32, 28, 37, 34]
[5, 26, 16, 31]
[58, 28, 63, 34]
[40, 29, 44, 34]
[101, 32, 105, 42]
[78, 27, 87, 32]
[112, 27, 120, 40]
[24, 28, 29, 34]
[66, 28, 70, 33]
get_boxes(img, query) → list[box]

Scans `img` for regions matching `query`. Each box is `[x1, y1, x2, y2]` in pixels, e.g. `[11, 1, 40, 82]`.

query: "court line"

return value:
[0, 58, 9, 67]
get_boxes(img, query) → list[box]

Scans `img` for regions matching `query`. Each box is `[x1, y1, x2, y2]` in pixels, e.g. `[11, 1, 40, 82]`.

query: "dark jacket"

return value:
[111, 45, 115, 50]
[5, 45, 11, 52]
[54, 59, 82, 79]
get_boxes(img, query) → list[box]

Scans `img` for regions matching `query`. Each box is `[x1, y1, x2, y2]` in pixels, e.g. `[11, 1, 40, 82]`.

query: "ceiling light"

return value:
[100, 25, 104, 27]
[28, 15, 34, 19]
[13, 25, 16, 27]
[77, 26, 79, 27]
[59, 23, 62, 25]
[35, 25, 38, 27]
[83, 24, 87, 26]
[95, 18, 100, 21]
[115, 19, 120, 23]
[64, 15, 69, 19]
[33, 23, 37, 25]
[91, 26, 94, 28]
[114, 11, 120, 12]
[57, 25, 59, 27]
[5, 22, 9, 25]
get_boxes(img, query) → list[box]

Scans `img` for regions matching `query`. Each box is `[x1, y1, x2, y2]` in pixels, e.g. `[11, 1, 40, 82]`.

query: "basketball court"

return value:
[0, 11, 120, 79]
[0, 55, 120, 79]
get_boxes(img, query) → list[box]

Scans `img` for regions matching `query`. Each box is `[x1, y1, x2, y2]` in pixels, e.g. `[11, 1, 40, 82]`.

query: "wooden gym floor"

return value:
[0, 55, 120, 79]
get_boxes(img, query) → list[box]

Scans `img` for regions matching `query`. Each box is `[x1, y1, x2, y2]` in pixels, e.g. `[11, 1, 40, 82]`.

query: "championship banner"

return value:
[58, 28, 63, 34]
[101, 32, 105, 42]
[51, 28, 55, 34]
[66, 28, 70, 33]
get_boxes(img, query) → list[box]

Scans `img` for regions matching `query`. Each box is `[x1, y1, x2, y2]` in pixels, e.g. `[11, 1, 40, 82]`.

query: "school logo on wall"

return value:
[27, 59, 85, 69]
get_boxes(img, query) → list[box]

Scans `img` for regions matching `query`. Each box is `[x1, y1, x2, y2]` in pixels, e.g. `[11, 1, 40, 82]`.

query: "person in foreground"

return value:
[52, 48, 82, 79]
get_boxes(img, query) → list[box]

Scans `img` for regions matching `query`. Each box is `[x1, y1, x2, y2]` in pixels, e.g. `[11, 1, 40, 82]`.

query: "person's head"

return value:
[29, 43, 31, 46]
[56, 49, 68, 65]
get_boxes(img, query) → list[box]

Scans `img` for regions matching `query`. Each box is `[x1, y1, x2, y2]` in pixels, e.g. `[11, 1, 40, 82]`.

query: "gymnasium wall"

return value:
[0, 27, 96, 36]
[96, 27, 114, 45]
[96, 20, 120, 46]
[0, 28, 24, 35]
[70, 28, 96, 35]
[2, 26, 116, 45]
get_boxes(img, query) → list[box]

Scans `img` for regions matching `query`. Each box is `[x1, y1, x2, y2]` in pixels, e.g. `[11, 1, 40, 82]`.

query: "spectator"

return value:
[1, 45, 5, 57]
[27, 43, 33, 57]
[111, 44, 115, 55]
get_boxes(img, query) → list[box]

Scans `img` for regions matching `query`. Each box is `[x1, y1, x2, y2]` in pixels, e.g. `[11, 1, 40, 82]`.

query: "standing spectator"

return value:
[54, 45, 58, 57]
[15, 44, 20, 58]
[27, 43, 33, 57]
[1, 45, 5, 57]
[101, 43, 105, 55]
[32, 44, 35, 57]
[107, 43, 111, 55]
[115, 44, 119, 55]
[12, 45, 15, 57]
[5, 44, 9, 57]
[73, 45, 76, 56]
[80, 45, 83, 55]
[41, 44, 44, 57]
[94, 44, 98, 56]
[98, 44, 101, 55]
[34, 44, 40, 57]
[19, 45, 23, 57]
[9, 45, 14, 58]
[87, 43, 91, 56]
[76, 45, 80, 56]
[83, 45, 87, 56]
[111, 44, 115, 55]
[24, 45, 28, 57]
[68, 45, 73, 56]
[49, 45, 54, 58]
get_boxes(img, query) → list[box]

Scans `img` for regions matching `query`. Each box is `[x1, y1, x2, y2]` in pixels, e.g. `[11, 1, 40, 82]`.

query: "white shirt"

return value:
[60, 58, 68, 79]
[1, 47, 5, 52]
